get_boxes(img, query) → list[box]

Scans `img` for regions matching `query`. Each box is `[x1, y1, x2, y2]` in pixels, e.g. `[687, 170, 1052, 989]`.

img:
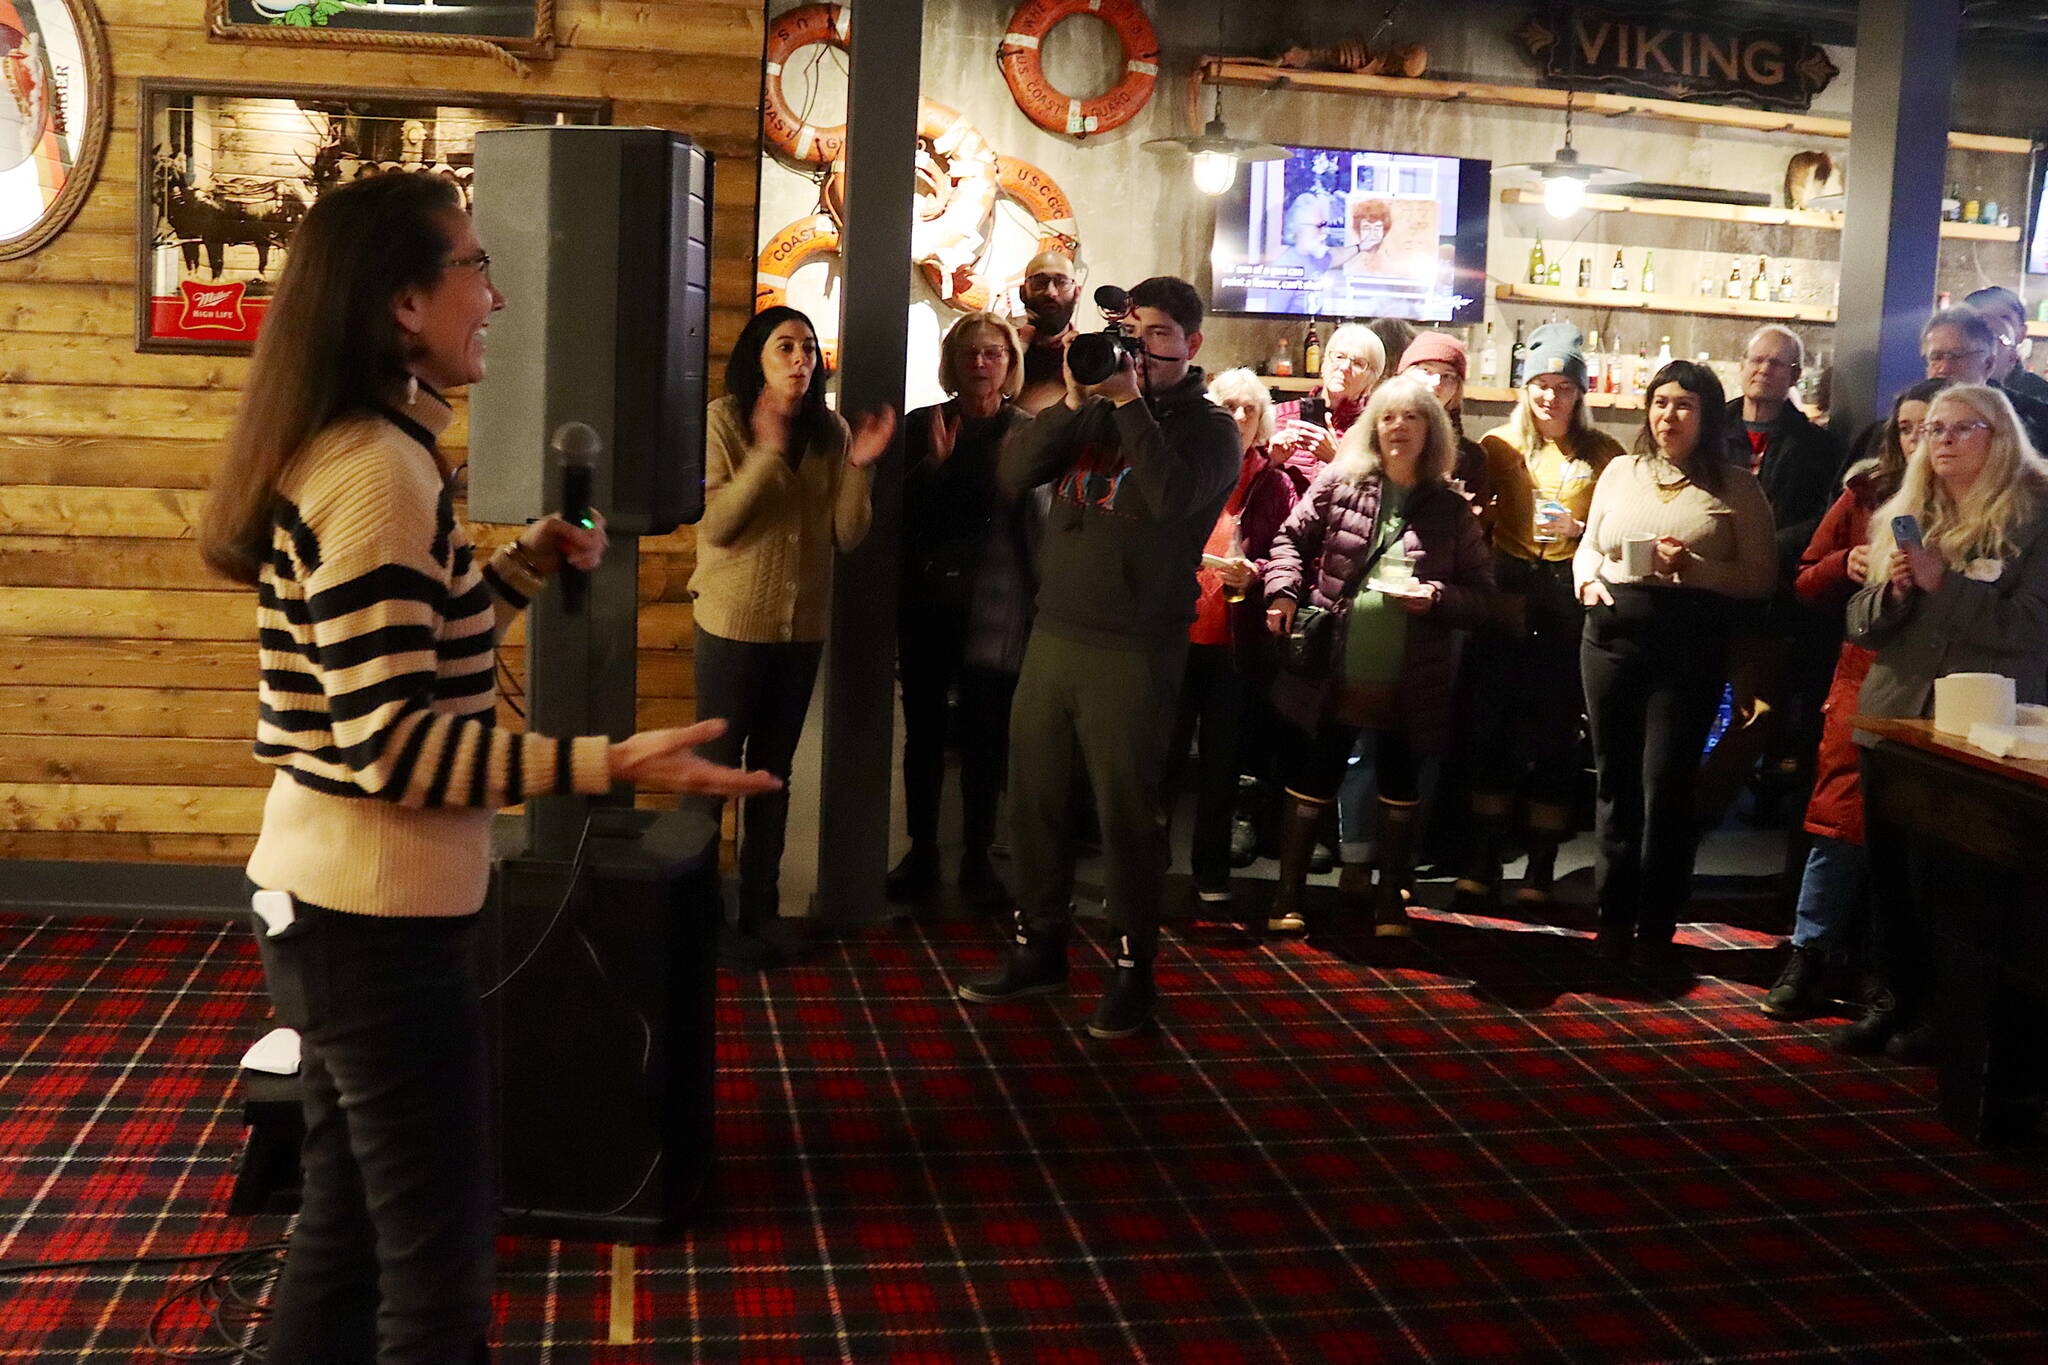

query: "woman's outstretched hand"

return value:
[609, 719, 783, 796]
[847, 407, 899, 468]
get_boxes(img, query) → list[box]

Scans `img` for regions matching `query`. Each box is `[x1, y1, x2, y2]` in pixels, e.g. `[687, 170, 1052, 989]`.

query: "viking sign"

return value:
[1515, 4, 1839, 112]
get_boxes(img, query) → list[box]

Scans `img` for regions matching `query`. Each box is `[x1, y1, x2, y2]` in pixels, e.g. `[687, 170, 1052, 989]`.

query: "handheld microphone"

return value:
[551, 422, 600, 615]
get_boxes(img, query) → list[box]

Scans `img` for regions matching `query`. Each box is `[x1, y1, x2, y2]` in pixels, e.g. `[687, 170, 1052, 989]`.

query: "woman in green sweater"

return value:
[1574, 359, 1776, 975]
[198, 174, 777, 1362]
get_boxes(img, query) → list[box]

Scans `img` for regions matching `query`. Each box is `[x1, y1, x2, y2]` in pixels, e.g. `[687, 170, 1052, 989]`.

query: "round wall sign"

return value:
[0, 0, 109, 260]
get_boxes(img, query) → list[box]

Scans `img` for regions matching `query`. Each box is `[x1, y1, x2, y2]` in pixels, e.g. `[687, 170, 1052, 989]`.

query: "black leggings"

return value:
[1580, 586, 1733, 944]
[1285, 720, 1420, 805]
[1463, 556, 1586, 809]
[899, 601, 1016, 852]
[1164, 642, 1247, 887]
[692, 626, 824, 919]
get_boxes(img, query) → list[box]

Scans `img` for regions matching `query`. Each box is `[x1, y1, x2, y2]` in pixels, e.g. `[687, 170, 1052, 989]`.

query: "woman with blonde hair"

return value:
[1456, 323, 1625, 909]
[197, 172, 777, 1361]
[1261, 376, 1496, 937]
[887, 310, 1032, 910]
[1835, 383, 2048, 1056]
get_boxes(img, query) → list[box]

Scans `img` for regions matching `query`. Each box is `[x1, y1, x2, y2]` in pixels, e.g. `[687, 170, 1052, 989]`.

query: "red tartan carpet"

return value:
[1, 906, 2045, 1363]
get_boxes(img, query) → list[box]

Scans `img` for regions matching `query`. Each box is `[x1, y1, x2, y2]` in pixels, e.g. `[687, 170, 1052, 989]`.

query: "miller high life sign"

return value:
[1515, 4, 1839, 112]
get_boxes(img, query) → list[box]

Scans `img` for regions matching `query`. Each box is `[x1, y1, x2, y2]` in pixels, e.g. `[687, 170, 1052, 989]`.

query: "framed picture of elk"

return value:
[135, 79, 606, 354]
[206, 0, 555, 62]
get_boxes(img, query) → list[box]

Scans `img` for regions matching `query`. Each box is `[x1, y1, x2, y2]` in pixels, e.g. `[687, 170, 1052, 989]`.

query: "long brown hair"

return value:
[198, 173, 463, 584]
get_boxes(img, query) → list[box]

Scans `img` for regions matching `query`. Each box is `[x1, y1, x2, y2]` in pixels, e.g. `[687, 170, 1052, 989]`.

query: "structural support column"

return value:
[815, 0, 922, 923]
[1833, 0, 1959, 439]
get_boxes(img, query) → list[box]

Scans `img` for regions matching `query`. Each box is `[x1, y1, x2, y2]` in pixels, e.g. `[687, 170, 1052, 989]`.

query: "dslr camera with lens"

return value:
[1066, 284, 1145, 386]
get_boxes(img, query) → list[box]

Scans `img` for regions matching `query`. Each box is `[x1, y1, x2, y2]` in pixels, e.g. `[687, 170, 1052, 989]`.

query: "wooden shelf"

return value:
[1495, 282, 1835, 324]
[2029, 321, 2048, 339]
[1199, 60, 2033, 155]
[1499, 188, 2023, 241]
[1261, 377, 1641, 408]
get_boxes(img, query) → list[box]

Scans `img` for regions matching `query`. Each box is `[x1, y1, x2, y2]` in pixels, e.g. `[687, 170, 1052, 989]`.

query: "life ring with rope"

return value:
[755, 214, 843, 365]
[918, 154, 1080, 313]
[761, 3, 851, 167]
[997, 0, 1159, 139]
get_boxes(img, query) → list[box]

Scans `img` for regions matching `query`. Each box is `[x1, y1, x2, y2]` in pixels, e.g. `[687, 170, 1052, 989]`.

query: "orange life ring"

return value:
[910, 101, 1000, 303]
[755, 213, 839, 313]
[918, 155, 1080, 313]
[998, 0, 1159, 138]
[762, 3, 850, 167]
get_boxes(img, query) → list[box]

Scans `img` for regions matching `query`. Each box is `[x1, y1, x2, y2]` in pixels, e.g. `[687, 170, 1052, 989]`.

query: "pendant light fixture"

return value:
[1144, 89, 1285, 197]
[1497, 89, 1632, 219]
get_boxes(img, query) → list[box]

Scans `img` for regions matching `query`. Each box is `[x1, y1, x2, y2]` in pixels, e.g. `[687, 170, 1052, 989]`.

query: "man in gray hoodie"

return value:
[957, 276, 1241, 1038]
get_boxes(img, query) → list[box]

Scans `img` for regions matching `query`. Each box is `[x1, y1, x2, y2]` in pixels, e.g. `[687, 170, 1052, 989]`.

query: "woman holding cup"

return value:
[1454, 324, 1624, 909]
[1574, 360, 1775, 975]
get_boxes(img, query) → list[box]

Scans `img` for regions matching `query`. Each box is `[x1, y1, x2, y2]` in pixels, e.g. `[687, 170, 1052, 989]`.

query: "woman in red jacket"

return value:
[1761, 378, 1947, 1021]
[1261, 376, 1497, 938]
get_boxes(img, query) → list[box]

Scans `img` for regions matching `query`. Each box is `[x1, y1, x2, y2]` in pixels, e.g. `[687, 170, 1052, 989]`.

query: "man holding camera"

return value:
[957, 277, 1241, 1038]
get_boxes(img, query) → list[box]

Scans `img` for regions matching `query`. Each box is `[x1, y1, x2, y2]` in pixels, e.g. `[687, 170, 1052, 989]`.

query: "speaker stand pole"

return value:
[525, 536, 640, 859]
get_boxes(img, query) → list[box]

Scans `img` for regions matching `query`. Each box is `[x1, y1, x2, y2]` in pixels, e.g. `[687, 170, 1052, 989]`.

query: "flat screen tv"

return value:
[1210, 142, 1490, 324]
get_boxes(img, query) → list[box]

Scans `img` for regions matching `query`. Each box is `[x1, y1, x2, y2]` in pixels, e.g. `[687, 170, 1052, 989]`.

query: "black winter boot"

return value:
[1453, 791, 1513, 911]
[1514, 802, 1570, 906]
[1086, 935, 1155, 1039]
[1760, 943, 1824, 1020]
[957, 915, 1068, 1003]
[1831, 976, 1898, 1055]
[885, 843, 942, 902]
[1266, 792, 1329, 934]
[1372, 797, 1423, 937]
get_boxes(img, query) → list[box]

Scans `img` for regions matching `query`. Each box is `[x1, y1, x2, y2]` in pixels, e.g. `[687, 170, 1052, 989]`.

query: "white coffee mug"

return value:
[1622, 532, 1657, 579]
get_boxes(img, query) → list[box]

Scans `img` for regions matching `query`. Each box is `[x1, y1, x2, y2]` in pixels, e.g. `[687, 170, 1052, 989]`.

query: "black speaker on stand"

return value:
[467, 126, 719, 1242]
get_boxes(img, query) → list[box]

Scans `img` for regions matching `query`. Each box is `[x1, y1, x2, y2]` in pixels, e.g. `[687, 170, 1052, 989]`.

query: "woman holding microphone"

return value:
[198, 172, 778, 1362]
[1575, 360, 1775, 975]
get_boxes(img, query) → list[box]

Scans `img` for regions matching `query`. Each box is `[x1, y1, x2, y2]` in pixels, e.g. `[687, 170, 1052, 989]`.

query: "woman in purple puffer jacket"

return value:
[1263, 376, 1497, 939]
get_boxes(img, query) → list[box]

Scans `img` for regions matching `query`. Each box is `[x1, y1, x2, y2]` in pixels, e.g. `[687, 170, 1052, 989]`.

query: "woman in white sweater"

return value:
[1574, 359, 1776, 975]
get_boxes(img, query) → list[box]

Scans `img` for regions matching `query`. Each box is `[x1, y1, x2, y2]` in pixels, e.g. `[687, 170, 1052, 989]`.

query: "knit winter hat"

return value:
[1398, 331, 1468, 380]
[1523, 322, 1588, 390]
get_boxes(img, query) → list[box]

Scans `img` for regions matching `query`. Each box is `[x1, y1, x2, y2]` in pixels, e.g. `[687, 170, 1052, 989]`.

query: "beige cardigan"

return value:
[688, 393, 873, 643]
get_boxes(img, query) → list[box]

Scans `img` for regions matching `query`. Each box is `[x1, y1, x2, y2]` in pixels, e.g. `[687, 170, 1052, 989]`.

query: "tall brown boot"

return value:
[1514, 801, 1570, 907]
[1372, 797, 1423, 937]
[1452, 790, 1513, 911]
[1266, 791, 1329, 934]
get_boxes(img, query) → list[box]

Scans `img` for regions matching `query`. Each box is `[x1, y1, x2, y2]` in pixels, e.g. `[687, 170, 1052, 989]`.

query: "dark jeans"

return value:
[1860, 750, 1933, 1018]
[1286, 721, 1420, 805]
[1164, 642, 1247, 890]
[252, 893, 493, 1365]
[1464, 556, 1585, 811]
[899, 600, 1018, 853]
[692, 627, 824, 920]
[1009, 628, 1184, 957]
[1581, 586, 1733, 945]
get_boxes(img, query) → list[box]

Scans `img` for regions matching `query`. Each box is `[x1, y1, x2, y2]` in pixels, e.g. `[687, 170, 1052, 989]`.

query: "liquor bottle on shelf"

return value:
[1509, 319, 1529, 388]
[1546, 259, 1562, 287]
[1982, 199, 2001, 227]
[1528, 239, 1547, 285]
[1604, 344, 1621, 394]
[1576, 256, 1592, 293]
[1585, 329, 1603, 393]
[1655, 335, 1674, 369]
[1943, 183, 1963, 222]
[1609, 250, 1629, 291]
[1631, 344, 1650, 396]
[1478, 321, 1498, 384]
[1303, 318, 1323, 374]
[1700, 260, 1720, 298]
[1640, 250, 1656, 294]
[1269, 334, 1293, 378]
[1776, 264, 1795, 303]
[1963, 195, 1982, 225]
[1728, 259, 1746, 297]
[1749, 256, 1770, 302]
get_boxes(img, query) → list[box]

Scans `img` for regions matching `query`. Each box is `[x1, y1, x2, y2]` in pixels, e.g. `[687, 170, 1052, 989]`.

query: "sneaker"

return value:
[1086, 938, 1154, 1039]
[885, 844, 941, 901]
[1760, 944, 1823, 1019]
[957, 922, 1068, 1003]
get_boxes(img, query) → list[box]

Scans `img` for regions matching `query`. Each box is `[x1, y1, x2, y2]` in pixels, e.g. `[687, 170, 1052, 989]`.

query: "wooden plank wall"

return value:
[0, 0, 765, 865]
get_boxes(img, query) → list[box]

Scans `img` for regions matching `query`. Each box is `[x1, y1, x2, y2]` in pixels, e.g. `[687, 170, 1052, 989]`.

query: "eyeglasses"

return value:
[445, 250, 492, 280]
[1921, 419, 1992, 441]
[1221, 402, 1259, 418]
[965, 346, 1010, 364]
[1923, 348, 1987, 366]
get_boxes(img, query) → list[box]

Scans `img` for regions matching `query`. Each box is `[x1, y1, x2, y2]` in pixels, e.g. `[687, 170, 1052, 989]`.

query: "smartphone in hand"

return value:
[1892, 514, 1923, 550]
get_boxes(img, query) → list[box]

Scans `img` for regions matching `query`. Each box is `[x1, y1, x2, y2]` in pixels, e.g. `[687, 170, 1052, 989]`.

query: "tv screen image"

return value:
[1211, 143, 1490, 324]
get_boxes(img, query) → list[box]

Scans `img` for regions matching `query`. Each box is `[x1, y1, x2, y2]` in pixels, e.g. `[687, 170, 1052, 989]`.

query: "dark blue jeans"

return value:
[252, 891, 493, 1364]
